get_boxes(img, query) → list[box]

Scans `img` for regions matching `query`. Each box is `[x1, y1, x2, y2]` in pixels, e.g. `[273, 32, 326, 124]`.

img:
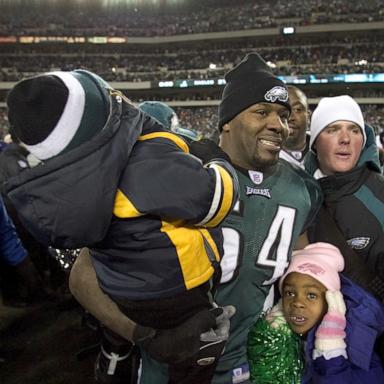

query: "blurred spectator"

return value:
[0, 0, 382, 37]
[0, 134, 67, 297]
[139, 100, 199, 142]
[1, 37, 383, 82]
[0, 195, 44, 307]
[279, 86, 311, 168]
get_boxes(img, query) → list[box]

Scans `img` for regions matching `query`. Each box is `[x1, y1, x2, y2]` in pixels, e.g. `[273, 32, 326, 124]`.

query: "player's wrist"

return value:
[132, 324, 156, 346]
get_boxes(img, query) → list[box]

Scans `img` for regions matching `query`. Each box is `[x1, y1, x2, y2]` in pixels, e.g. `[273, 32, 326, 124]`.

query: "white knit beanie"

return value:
[309, 95, 366, 150]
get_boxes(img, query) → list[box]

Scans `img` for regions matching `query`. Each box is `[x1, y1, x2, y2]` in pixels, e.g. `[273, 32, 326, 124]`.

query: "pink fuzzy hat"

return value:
[279, 242, 345, 292]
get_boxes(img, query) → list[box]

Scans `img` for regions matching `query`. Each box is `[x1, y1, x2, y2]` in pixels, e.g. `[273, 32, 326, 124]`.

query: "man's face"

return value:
[314, 120, 364, 175]
[285, 88, 309, 150]
[220, 103, 289, 170]
[282, 272, 327, 335]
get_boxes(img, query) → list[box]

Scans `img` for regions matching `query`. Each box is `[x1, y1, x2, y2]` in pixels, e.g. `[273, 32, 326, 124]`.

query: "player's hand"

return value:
[197, 305, 236, 365]
[189, 139, 231, 164]
[133, 305, 235, 365]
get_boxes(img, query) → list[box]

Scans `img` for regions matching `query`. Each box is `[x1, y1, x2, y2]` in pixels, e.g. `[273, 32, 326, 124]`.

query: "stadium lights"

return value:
[101, 0, 183, 5]
[156, 73, 384, 89]
[282, 26, 295, 35]
[355, 59, 368, 66]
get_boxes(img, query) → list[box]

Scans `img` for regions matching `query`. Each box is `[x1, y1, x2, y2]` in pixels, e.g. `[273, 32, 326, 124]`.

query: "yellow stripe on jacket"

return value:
[114, 189, 143, 218]
[138, 132, 189, 153]
[160, 220, 219, 290]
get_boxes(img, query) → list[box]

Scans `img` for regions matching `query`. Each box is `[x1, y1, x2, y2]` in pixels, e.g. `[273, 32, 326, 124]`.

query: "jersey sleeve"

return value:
[113, 132, 237, 227]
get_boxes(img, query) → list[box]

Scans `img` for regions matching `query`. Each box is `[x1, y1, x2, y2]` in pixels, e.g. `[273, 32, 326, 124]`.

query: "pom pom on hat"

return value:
[7, 69, 110, 160]
[279, 242, 345, 292]
[218, 52, 291, 131]
[138, 100, 179, 131]
[309, 95, 366, 150]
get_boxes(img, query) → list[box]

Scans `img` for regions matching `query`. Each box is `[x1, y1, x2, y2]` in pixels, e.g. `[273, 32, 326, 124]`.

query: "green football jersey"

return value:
[212, 161, 322, 384]
[139, 160, 322, 384]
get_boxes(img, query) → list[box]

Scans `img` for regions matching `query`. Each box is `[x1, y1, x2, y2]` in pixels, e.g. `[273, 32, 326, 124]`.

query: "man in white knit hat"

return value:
[304, 95, 384, 309]
[308, 95, 367, 178]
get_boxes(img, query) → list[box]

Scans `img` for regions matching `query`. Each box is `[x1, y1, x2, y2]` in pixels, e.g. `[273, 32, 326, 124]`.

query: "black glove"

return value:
[133, 306, 234, 365]
[196, 305, 235, 366]
[189, 139, 231, 164]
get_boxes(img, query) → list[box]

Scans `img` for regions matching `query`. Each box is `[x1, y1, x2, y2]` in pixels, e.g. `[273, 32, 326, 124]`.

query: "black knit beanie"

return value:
[218, 52, 291, 131]
[7, 69, 111, 160]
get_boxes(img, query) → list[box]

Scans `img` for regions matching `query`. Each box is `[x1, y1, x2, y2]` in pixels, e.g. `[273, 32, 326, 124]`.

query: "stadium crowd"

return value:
[1, 37, 383, 82]
[0, 0, 383, 37]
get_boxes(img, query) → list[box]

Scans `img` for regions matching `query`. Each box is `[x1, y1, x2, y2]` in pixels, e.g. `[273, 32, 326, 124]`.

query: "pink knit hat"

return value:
[279, 242, 345, 293]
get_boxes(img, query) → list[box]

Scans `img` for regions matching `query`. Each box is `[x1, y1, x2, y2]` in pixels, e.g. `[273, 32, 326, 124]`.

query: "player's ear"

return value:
[306, 109, 312, 126]
[222, 123, 231, 133]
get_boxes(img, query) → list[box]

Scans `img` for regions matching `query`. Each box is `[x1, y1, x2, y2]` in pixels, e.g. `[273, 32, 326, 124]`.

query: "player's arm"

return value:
[293, 231, 309, 250]
[69, 247, 137, 341]
[116, 135, 238, 227]
[69, 248, 235, 364]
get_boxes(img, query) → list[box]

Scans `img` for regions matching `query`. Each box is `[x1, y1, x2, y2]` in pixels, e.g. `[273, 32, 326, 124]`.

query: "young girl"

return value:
[248, 242, 384, 383]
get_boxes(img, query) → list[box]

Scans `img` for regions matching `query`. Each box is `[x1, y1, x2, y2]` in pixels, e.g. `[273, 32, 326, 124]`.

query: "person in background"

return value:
[248, 242, 384, 383]
[0, 133, 30, 187]
[0, 132, 59, 295]
[138, 101, 179, 131]
[138, 100, 199, 143]
[0, 195, 43, 307]
[279, 86, 310, 169]
[375, 128, 384, 168]
[304, 95, 384, 304]
[5, 69, 238, 384]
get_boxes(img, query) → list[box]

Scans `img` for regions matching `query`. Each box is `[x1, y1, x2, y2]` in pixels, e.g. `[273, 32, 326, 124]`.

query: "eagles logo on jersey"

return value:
[347, 237, 370, 250]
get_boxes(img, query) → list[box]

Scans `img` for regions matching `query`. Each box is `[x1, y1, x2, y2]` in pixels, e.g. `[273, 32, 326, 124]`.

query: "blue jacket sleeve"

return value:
[0, 197, 27, 266]
[309, 354, 384, 384]
[304, 278, 384, 384]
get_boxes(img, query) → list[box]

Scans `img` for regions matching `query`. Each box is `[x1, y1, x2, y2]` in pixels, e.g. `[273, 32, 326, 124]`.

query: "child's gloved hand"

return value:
[313, 290, 348, 360]
[265, 300, 287, 329]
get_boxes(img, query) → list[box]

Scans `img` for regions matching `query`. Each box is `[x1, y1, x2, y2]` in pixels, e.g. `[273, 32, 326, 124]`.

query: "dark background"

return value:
[0, 299, 98, 384]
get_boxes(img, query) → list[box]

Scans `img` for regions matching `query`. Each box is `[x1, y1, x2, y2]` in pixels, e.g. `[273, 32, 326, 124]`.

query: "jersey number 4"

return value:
[220, 205, 296, 285]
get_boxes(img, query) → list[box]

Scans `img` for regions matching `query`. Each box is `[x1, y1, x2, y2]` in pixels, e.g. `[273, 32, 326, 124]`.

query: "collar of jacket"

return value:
[319, 165, 370, 203]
